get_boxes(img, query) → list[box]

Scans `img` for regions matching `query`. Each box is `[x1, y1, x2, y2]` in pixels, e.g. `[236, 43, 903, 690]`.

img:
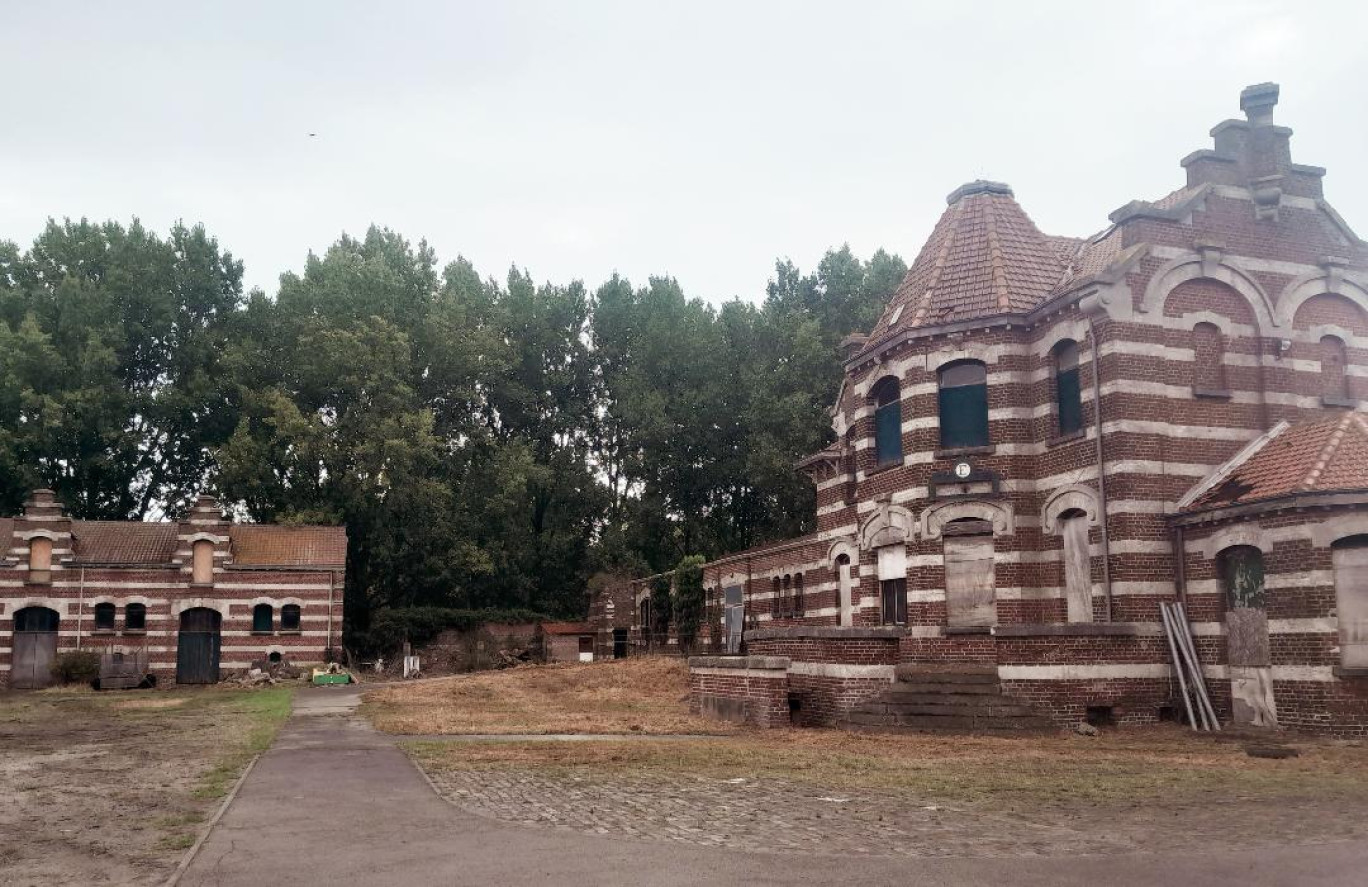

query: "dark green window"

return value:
[938, 361, 989, 449]
[1055, 340, 1083, 435]
[125, 603, 146, 631]
[252, 603, 274, 634]
[872, 377, 902, 466]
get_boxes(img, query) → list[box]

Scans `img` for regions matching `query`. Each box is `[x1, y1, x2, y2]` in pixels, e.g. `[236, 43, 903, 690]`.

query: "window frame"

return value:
[937, 360, 990, 449]
[280, 604, 302, 632]
[871, 376, 903, 467]
[93, 601, 117, 632]
[125, 602, 147, 632]
[252, 603, 275, 635]
[1053, 340, 1083, 437]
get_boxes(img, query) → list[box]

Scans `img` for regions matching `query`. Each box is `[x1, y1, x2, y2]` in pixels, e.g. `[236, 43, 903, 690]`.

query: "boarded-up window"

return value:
[1192, 322, 1227, 392]
[944, 525, 995, 627]
[793, 573, 804, 616]
[94, 602, 116, 631]
[125, 603, 147, 631]
[1321, 335, 1349, 401]
[1054, 340, 1083, 436]
[836, 554, 853, 627]
[1220, 545, 1268, 668]
[871, 377, 903, 466]
[771, 576, 782, 617]
[1333, 536, 1368, 668]
[192, 540, 215, 585]
[1220, 545, 1266, 610]
[1060, 511, 1092, 623]
[29, 536, 53, 578]
[878, 545, 907, 625]
[252, 603, 274, 634]
[938, 361, 989, 448]
[281, 604, 301, 631]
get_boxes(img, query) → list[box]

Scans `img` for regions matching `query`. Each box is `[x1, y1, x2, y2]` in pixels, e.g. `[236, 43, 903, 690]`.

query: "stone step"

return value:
[895, 672, 999, 687]
[846, 720, 1056, 736]
[885, 682, 999, 697]
[843, 710, 1055, 731]
[895, 662, 998, 680]
[857, 700, 1044, 718]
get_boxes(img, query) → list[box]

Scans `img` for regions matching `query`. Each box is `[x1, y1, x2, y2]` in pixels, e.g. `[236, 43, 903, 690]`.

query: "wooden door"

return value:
[11, 607, 59, 689]
[1334, 540, 1368, 668]
[1062, 514, 1093, 623]
[945, 535, 995, 627]
[176, 608, 221, 684]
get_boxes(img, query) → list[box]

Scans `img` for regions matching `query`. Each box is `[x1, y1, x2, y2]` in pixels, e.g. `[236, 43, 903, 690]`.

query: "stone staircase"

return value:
[841, 663, 1055, 734]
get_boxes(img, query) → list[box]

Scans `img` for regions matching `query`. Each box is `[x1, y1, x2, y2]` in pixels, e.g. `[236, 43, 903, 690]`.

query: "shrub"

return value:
[649, 575, 672, 647]
[52, 650, 101, 685]
[673, 555, 706, 653]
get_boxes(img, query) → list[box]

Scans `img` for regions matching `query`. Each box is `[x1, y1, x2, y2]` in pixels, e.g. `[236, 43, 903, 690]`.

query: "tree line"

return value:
[0, 218, 904, 628]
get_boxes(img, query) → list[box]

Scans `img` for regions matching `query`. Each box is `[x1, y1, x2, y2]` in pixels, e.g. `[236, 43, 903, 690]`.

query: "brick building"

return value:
[671, 84, 1368, 733]
[2, 489, 346, 688]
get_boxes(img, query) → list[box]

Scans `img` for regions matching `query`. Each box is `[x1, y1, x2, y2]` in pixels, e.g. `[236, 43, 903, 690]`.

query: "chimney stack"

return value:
[1240, 82, 1279, 126]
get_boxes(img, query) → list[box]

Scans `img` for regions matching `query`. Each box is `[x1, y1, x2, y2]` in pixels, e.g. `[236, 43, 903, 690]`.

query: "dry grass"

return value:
[363, 657, 739, 735]
[409, 726, 1368, 805]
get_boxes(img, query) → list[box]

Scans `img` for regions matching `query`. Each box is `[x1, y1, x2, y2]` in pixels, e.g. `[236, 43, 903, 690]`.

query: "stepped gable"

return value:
[1185, 412, 1368, 511]
[872, 181, 1072, 337]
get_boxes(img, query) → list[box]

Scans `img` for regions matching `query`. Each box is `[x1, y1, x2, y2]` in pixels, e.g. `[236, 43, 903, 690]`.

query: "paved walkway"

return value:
[180, 685, 1368, 887]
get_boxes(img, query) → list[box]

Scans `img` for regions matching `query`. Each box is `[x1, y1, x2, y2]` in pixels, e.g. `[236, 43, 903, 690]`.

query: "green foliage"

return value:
[648, 575, 673, 644]
[1, 215, 903, 623]
[52, 650, 101, 684]
[672, 555, 706, 652]
[349, 607, 548, 656]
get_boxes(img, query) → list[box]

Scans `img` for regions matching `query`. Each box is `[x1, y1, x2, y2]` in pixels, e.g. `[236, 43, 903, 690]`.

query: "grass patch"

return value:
[189, 687, 294, 800]
[407, 727, 1368, 806]
[364, 657, 737, 736]
[157, 834, 197, 851]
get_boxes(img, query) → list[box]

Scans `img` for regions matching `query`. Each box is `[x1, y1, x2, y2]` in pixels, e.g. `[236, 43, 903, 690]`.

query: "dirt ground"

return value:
[364, 656, 737, 735]
[0, 685, 293, 886]
[373, 660, 1368, 856]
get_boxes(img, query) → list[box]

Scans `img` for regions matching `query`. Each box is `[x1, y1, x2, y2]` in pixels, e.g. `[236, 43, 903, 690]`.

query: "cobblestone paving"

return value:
[420, 767, 1139, 858]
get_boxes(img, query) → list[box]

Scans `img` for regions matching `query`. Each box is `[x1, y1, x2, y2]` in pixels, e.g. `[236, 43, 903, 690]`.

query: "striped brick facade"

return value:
[661, 83, 1368, 733]
[1, 490, 346, 687]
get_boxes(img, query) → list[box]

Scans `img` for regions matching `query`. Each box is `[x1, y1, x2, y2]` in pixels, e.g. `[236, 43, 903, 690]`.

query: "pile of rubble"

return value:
[231, 657, 306, 686]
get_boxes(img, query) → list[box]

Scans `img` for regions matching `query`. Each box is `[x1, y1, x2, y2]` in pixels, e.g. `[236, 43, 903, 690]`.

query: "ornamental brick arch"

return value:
[858, 504, 916, 550]
[1289, 292, 1368, 337]
[1279, 270, 1368, 332]
[919, 499, 1013, 541]
[1140, 253, 1277, 332]
[1041, 484, 1101, 534]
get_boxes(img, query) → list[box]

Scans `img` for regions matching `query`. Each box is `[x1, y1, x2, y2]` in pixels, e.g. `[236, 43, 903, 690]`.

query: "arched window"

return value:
[93, 602, 116, 631]
[252, 603, 274, 634]
[192, 539, 215, 585]
[1053, 340, 1083, 436]
[871, 377, 903, 466]
[877, 545, 908, 625]
[1320, 335, 1350, 402]
[938, 360, 989, 448]
[1058, 509, 1092, 623]
[29, 536, 53, 583]
[1192, 322, 1227, 393]
[125, 603, 147, 632]
[793, 573, 804, 617]
[1219, 545, 1265, 610]
[281, 604, 302, 632]
[771, 576, 782, 618]
[835, 553, 853, 627]
[1332, 536, 1368, 668]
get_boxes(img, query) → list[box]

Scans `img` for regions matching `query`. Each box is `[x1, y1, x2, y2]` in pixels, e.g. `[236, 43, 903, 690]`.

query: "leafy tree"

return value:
[648, 574, 672, 647]
[672, 554, 706, 652]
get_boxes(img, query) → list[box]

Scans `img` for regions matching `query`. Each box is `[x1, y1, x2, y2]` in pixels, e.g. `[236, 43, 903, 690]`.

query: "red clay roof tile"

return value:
[72, 521, 180, 564]
[229, 525, 347, 567]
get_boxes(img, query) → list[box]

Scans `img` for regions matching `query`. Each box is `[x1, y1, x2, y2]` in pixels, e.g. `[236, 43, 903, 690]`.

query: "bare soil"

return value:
[0, 685, 293, 886]
[364, 656, 738, 735]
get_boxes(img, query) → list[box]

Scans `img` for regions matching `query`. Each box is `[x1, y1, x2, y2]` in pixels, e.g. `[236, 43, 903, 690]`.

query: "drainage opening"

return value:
[268, 651, 282, 664]
[1085, 705, 1116, 728]
[1157, 704, 1177, 723]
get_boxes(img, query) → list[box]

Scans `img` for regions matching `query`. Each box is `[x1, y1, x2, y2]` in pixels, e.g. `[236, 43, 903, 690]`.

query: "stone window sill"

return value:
[190, 581, 215, 589]
[251, 630, 275, 636]
[935, 445, 995, 460]
[278, 629, 302, 636]
[1192, 387, 1232, 400]
[944, 625, 992, 635]
[993, 622, 1150, 637]
[123, 629, 147, 636]
[1322, 395, 1357, 409]
[1046, 429, 1086, 448]
[90, 628, 117, 636]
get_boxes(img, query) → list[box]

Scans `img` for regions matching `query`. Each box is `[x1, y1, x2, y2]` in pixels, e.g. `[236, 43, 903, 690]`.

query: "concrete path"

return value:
[180, 685, 1368, 887]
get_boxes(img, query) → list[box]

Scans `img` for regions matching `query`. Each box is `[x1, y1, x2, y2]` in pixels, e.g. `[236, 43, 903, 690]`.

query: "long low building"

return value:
[601, 83, 1368, 735]
[1, 489, 346, 687]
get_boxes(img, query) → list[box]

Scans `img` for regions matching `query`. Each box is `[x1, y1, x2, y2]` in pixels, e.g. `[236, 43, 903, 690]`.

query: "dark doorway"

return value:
[612, 628, 628, 659]
[12, 606, 60, 689]
[177, 607, 222, 684]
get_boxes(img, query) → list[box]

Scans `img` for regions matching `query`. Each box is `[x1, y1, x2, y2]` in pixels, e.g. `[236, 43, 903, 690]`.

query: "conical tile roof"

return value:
[872, 181, 1071, 336]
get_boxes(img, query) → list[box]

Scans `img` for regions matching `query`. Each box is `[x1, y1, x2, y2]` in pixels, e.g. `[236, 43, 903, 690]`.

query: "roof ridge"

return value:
[982, 195, 1013, 313]
[909, 197, 964, 328]
[1307, 410, 1368, 490]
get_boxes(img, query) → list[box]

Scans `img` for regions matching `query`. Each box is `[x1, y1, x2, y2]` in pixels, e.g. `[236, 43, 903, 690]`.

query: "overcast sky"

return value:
[3, 1, 1366, 303]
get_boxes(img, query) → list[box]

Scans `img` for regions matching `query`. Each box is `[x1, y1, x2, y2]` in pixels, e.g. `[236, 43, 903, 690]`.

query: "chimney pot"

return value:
[1240, 82, 1279, 126]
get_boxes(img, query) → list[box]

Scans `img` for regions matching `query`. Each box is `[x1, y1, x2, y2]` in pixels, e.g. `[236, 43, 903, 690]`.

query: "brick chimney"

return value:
[22, 488, 65, 521]
[1182, 82, 1325, 209]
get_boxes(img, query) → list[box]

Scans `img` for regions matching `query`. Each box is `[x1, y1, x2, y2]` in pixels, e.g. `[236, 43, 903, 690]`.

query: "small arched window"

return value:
[125, 603, 147, 632]
[29, 536, 53, 582]
[252, 603, 274, 634]
[192, 540, 215, 585]
[1053, 340, 1083, 436]
[1219, 545, 1265, 610]
[281, 604, 302, 631]
[938, 360, 989, 448]
[93, 602, 116, 631]
[1320, 335, 1349, 402]
[1192, 322, 1227, 393]
[771, 576, 782, 617]
[871, 377, 903, 466]
[793, 573, 804, 617]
